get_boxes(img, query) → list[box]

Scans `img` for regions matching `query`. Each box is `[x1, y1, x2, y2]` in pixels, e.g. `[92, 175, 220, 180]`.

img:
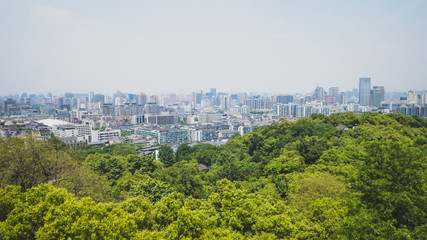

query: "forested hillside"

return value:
[1, 112, 426, 239]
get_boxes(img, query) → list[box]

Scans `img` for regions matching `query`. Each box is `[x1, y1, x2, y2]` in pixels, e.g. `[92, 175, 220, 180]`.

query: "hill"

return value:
[0, 112, 426, 239]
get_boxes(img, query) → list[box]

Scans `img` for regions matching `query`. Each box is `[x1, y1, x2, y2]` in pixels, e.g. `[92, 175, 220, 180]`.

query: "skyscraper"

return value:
[371, 86, 385, 107]
[276, 95, 294, 104]
[328, 87, 339, 97]
[359, 78, 371, 106]
[313, 86, 327, 101]
[138, 93, 147, 106]
[192, 92, 202, 105]
[337, 92, 346, 104]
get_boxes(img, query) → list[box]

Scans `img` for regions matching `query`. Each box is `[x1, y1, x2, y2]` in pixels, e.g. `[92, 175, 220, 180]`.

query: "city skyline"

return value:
[2, 80, 423, 99]
[1, 1, 427, 95]
[2, 85, 423, 99]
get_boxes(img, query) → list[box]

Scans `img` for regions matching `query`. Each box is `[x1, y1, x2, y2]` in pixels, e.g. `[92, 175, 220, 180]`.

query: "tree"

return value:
[85, 153, 125, 185]
[264, 150, 305, 176]
[287, 172, 346, 211]
[125, 155, 156, 174]
[54, 163, 112, 202]
[296, 136, 329, 165]
[0, 135, 71, 191]
[161, 161, 205, 197]
[159, 145, 175, 167]
[104, 143, 137, 156]
[115, 172, 172, 201]
[353, 139, 426, 230]
[175, 143, 192, 162]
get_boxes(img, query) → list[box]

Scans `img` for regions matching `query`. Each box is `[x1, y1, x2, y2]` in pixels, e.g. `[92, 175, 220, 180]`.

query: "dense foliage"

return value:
[1, 112, 426, 239]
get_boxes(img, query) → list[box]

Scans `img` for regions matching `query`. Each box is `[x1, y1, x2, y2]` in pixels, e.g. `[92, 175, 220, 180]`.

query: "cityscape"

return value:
[1, 77, 426, 148]
[1, 1, 427, 238]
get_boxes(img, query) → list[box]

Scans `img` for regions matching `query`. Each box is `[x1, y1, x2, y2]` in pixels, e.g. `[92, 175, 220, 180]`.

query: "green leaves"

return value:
[1, 112, 426, 238]
[158, 145, 175, 167]
[353, 139, 426, 229]
[85, 153, 125, 184]
[0, 184, 137, 240]
[0, 135, 70, 191]
[264, 150, 305, 175]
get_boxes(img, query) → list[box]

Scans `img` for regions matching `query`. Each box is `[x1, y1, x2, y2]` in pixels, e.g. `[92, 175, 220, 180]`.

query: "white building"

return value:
[190, 129, 202, 142]
[76, 123, 92, 136]
[131, 115, 145, 124]
[91, 129, 121, 143]
[405, 91, 418, 104]
[199, 113, 222, 122]
[53, 125, 78, 138]
[420, 93, 427, 104]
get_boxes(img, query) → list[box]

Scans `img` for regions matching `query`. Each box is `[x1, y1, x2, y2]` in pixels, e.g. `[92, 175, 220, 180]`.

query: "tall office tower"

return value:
[169, 93, 178, 104]
[20, 93, 28, 103]
[210, 88, 217, 97]
[92, 94, 105, 103]
[89, 91, 94, 102]
[65, 92, 74, 99]
[328, 87, 339, 97]
[220, 95, 229, 109]
[2, 98, 17, 115]
[192, 92, 202, 105]
[352, 88, 358, 98]
[115, 97, 121, 106]
[239, 93, 247, 104]
[421, 93, 427, 104]
[138, 93, 147, 106]
[128, 93, 136, 103]
[359, 77, 371, 106]
[371, 86, 385, 107]
[337, 92, 346, 104]
[313, 86, 327, 101]
[276, 95, 294, 104]
[101, 103, 115, 116]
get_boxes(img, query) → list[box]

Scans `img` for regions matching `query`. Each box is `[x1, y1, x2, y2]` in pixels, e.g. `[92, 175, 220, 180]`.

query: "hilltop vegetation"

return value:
[0, 112, 426, 239]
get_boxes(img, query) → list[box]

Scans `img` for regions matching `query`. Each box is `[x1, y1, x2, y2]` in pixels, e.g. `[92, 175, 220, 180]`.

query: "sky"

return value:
[1, 0, 426, 96]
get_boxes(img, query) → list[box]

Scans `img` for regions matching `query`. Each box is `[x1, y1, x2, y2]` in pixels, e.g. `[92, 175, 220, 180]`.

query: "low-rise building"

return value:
[91, 129, 121, 143]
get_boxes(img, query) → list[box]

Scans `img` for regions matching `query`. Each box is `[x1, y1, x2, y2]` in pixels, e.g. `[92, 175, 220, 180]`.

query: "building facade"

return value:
[359, 77, 371, 106]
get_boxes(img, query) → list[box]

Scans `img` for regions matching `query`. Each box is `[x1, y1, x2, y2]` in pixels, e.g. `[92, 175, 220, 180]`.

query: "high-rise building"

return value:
[313, 86, 327, 101]
[147, 115, 177, 125]
[405, 90, 418, 104]
[421, 93, 427, 104]
[220, 95, 230, 109]
[65, 93, 74, 99]
[192, 92, 202, 105]
[92, 94, 105, 103]
[325, 95, 336, 105]
[101, 103, 115, 116]
[337, 92, 346, 104]
[210, 88, 217, 97]
[245, 98, 265, 111]
[352, 88, 358, 98]
[328, 87, 339, 97]
[276, 95, 294, 104]
[359, 78, 371, 106]
[373, 86, 385, 101]
[371, 86, 385, 107]
[89, 91, 94, 102]
[145, 103, 161, 115]
[2, 98, 17, 116]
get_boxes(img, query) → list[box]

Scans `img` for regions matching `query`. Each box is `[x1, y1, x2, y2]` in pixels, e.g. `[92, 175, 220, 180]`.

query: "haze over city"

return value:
[1, 0, 427, 95]
[1, 2, 427, 239]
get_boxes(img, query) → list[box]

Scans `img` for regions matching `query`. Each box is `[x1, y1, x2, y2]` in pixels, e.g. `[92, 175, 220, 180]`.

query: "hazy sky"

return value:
[1, 0, 426, 96]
